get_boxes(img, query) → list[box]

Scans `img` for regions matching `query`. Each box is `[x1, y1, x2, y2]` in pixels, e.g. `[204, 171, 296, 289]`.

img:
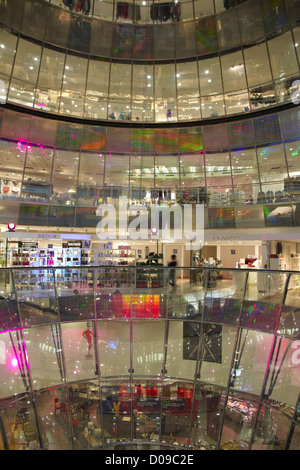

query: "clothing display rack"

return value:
[150, 2, 180, 22]
[115, 2, 141, 21]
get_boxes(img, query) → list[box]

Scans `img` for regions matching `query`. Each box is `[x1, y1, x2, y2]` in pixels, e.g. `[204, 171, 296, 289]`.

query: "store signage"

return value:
[18, 242, 38, 249]
[211, 235, 241, 241]
[63, 241, 83, 248]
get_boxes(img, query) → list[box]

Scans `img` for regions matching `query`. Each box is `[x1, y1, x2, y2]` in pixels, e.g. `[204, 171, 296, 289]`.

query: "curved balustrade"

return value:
[0, 106, 300, 230]
[0, 0, 300, 122]
[0, 265, 299, 450]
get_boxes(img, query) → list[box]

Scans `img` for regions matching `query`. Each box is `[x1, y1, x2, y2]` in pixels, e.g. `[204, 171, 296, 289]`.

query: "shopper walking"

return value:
[168, 254, 178, 288]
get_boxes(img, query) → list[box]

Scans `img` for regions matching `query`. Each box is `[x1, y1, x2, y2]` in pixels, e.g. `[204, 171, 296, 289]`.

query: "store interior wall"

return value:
[218, 244, 257, 269]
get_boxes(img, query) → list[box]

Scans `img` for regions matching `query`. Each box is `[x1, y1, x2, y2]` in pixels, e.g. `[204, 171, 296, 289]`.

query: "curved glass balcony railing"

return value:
[0, 265, 299, 450]
[0, 0, 300, 122]
[0, 106, 300, 230]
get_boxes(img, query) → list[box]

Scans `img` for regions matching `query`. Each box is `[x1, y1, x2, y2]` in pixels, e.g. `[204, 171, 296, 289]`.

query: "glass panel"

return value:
[180, 153, 205, 199]
[177, 98, 201, 121]
[0, 269, 20, 332]
[196, 17, 218, 55]
[35, 87, 61, 113]
[22, 0, 48, 40]
[153, 24, 174, 59]
[175, 21, 196, 58]
[201, 95, 225, 118]
[220, 391, 259, 450]
[38, 47, 65, 90]
[208, 206, 235, 228]
[90, 18, 113, 57]
[0, 397, 39, 450]
[109, 63, 132, 98]
[12, 38, 41, 84]
[268, 31, 299, 80]
[130, 154, 154, 201]
[257, 143, 288, 203]
[155, 155, 180, 192]
[78, 152, 104, 186]
[61, 53, 88, 113]
[182, 323, 235, 388]
[244, 43, 273, 88]
[8, 79, 36, 107]
[68, 17, 91, 54]
[97, 320, 131, 376]
[23, 144, 53, 183]
[131, 99, 154, 122]
[238, 0, 265, 44]
[52, 149, 79, 185]
[56, 268, 94, 321]
[24, 324, 65, 389]
[288, 424, 300, 450]
[249, 83, 276, 111]
[228, 329, 272, 395]
[191, 383, 223, 450]
[203, 269, 248, 325]
[35, 387, 73, 450]
[235, 204, 265, 228]
[132, 320, 165, 376]
[221, 51, 247, 93]
[13, 268, 58, 327]
[253, 114, 282, 145]
[231, 148, 260, 206]
[45, 8, 71, 47]
[0, 73, 8, 104]
[161, 380, 191, 446]
[165, 320, 197, 380]
[61, 321, 97, 380]
[19, 203, 48, 226]
[132, 63, 154, 100]
[285, 139, 300, 202]
[0, 139, 26, 180]
[94, 0, 114, 20]
[0, 29, 17, 77]
[205, 150, 232, 192]
[217, 9, 241, 51]
[104, 153, 129, 191]
[261, 336, 300, 412]
[252, 404, 291, 450]
[261, 0, 289, 36]
[0, 330, 31, 401]
[199, 56, 223, 96]
[242, 271, 288, 333]
[68, 381, 102, 449]
[108, 99, 132, 121]
[194, 0, 214, 18]
[112, 24, 133, 59]
[176, 61, 199, 99]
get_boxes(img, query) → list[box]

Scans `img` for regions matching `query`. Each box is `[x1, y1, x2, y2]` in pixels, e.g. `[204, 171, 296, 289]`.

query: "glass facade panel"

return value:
[12, 38, 41, 84]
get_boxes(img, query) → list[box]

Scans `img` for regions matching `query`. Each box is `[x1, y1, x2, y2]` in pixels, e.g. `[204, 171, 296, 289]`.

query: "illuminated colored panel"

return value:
[179, 127, 203, 153]
[227, 120, 254, 148]
[195, 17, 218, 55]
[154, 129, 178, 153]
[208, 207, 235, 228]
[56, 122, 82, 149]
[130, 128, 154, 152]
[81, 125, 106, 150]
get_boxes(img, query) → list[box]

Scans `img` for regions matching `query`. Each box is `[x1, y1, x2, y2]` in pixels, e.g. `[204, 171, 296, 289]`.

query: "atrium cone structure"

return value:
[0, 0, 299, 451]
